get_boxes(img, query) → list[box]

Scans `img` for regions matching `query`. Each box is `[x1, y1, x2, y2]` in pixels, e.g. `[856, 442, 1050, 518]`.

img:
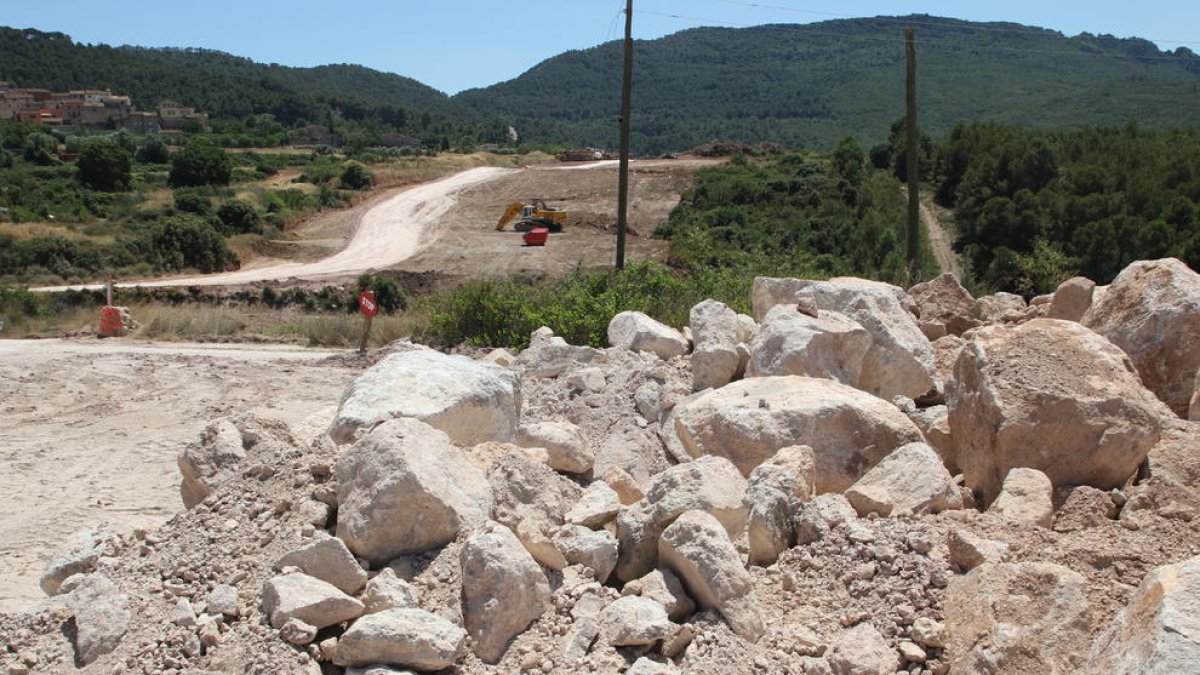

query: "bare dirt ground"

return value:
[0, 338, 365, 613]
[920, 197, 962, 279]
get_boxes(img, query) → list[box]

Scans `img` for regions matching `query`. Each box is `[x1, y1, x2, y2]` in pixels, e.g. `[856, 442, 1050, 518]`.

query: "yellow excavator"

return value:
[495, 200, 568, 232]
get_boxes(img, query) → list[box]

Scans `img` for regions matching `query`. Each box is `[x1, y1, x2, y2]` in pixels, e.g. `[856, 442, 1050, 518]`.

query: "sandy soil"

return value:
[0, 338, 364, 613]
[920, 197, 963, 279]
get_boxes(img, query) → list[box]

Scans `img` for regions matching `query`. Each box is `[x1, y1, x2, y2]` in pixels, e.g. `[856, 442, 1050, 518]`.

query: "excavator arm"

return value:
[496, 202, 525, 231]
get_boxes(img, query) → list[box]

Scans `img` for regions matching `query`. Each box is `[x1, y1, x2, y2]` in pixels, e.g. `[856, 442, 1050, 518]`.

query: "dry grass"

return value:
[0, 222, 98, 241]
[289, 311, 425, 348]
[132, 304, 245, 340]
[0, 307, 97, 336]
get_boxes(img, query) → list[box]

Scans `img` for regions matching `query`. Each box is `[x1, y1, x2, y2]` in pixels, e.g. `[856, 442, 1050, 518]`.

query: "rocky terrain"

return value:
[3, 258, 1200, 674]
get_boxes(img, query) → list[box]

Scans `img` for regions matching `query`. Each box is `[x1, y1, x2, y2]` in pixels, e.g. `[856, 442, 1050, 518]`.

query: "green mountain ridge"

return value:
[3, 16, 1200, 153]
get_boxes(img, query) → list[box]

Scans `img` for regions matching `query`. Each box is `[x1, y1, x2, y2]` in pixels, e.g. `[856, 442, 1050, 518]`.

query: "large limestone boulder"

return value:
[515, 327, 605, 379]
[1088, 554, 1200, 673]
[988, 467, 1054, 528]
[461, 522, 551, 663]
[487, 451, 583, 529]
[844, 442, 960, 517]
[908, 272, 981, 336]
[944, 562, 1091, 674]
[67, 574, 131, 666]
[334, 608, 465, 670]
[608, 311, 689, 360]
[659, 510, 764, 642]
[744, 445, 816, 566]
[179, 413, 296, 508]
[276, 533, 368, 595]
[335, 418, 492, 565]
[516, 420, 593, 474]
[1047, 276, 1096, 322]
[975, 292, 1026, 322]
[948, 319, 1169, 505]
[615, 456, 748, 582]
[690, 299, 744, 391]
[261, 572, 365, 629]
[328, 348, 521, 445]
[751, 276, 936, 400]
[746, 304, 871, 386]
[673, 376, 924, 488]
[1083, 258, 1200, 417]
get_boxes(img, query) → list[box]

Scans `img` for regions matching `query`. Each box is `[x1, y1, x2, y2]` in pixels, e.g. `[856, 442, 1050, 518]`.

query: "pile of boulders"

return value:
[4, 257, 1200, 674]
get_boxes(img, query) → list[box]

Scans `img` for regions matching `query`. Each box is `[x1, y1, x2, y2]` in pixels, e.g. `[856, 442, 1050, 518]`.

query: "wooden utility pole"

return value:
[905, 28, 920, 286]
[615, 0, 634, 270]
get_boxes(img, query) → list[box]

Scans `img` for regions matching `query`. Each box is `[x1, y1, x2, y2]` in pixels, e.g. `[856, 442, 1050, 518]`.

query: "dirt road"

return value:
[0, 339, 362, 612]
[38, 159, 713, 291]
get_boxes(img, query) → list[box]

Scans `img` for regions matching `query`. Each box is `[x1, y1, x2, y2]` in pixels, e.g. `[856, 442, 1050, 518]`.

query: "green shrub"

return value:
[356, 273, 406, 313]
[77, 140, 133, 192]
[169, 140, 233, 187]
[339, 163, 373, 190]
[216, 199, 261, 234]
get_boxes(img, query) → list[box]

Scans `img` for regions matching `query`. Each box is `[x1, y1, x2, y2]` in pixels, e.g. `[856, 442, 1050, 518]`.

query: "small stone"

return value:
[911, 617, 945, 649]
[899, 640, 927, 663]
[280, 618, 319, 646]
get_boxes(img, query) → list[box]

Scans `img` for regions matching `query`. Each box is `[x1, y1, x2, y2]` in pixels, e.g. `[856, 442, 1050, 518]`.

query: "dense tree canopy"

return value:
[169, 140, 232, 187]
[77, 140, 132, 191]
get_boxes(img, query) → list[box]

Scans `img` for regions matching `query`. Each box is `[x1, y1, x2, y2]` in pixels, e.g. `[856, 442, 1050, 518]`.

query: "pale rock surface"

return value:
[515, 327, 604, 379]
[515, 517, 568, 571]
[746, 304, 871, 386]
[947, 529, 1009, 571]
[910, 617, 945, 649]
[460, 521, 550, 663]
[615, 456, 748, 582]
[745, 483, 791, 567]
[1047, 275, 1096, 322]
[659, 510, 764, 642]
[361, 568, 419, 614]
[947, 319, 1168, 505]
[1052, 485, 1118, 531]
[603, 465, 646, 505]
[67, 574, 131, 666]
[516, 420, 593, 474]
[975, 291, 1026, 322]
[908, 272, 981, 336]
[627, 656, 678, 675]
[794, 494, 857, 544]
[623, 569, 696, 622]
[673, 376, 924, 488]
[749, 444, 817, 501]
[690, 299, 744, 391]
[1088, 554, 1200, 674]
[944, 562, 1091, 674]
[261, 572, 364, 629]
[826, 623, 899, 675]
[608, 311, 690, 360]
[599, 595, 674, 646]
[487, 451, 583, 529]
[479, 347, 514, 367]
[39, 525, 123, 596]
[334, 608, 466, 671]
[635, 380, 663, 421]
[328, 348, 521, 445]
[335, 418, 492, 565]
[276, 532, 368, 595]
[844, 442, 960, 517]
[207, 584, 239, 617]
[566, 366, 607, 393]
[931, 335, 966, 389]
[179, 413, 295, 508]
[905, 405, 956, 473]
[593, 423, 668, 489]
[751, 276, 937, 399]
[561, 618, 600, 663]
[565, 482, 621, 528]
[1083, 258, 1200, 416]
[1192, 368, 1200, 421]
[279, 617, 318, 646]
[989, 467, 1054, 528]
[553, 525, 618, 582]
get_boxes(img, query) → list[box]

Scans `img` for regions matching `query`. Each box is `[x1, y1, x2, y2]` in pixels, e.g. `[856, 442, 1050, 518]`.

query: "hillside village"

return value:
[0, 83, 207, 134]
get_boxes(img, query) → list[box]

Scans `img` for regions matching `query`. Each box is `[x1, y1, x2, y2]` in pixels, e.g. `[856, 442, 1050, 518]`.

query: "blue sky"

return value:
[5, 1, 1198, 94]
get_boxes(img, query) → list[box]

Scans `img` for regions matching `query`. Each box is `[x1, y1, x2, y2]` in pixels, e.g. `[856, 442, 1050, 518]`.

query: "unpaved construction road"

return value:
[39, 158, 714, 291]
[0, 339, 363, 612]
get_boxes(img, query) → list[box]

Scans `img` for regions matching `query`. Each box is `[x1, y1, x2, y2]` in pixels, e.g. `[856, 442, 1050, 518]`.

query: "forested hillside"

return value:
[457, 15, 1200, 153]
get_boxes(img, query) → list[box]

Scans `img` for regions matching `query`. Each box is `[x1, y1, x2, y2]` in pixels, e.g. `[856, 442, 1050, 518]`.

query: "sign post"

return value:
[358, 290, 378, 354]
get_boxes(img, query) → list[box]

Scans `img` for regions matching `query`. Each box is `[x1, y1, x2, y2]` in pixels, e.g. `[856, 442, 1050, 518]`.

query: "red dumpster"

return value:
[523, 227, 550, 246]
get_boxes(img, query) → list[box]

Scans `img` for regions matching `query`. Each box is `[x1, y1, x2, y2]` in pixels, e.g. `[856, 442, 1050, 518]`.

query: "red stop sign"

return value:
[358, 290, 379, 318]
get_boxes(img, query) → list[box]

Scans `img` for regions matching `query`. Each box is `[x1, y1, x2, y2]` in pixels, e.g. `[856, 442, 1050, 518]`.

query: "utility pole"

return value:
[905, 28, 920, 286]
[615, 0, 634, 270]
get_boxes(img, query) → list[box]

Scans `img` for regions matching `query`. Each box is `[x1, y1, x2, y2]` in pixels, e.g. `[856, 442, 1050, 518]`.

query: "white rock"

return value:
[752, 276, 937, 400]
[945, 562, 1091, 674]
[948, 319, 1168, 505]
[905, 405, 956, 473]
[1047, 276, 1096, 322]
[461, 522, 550, 663]
[659, 510, 764, 642]
[561, 618, 600, 663]
[335, 418, 492, 565]
[975, 292, 1026, 322]
[515, 517, 568, 571]
[328, 348, 521, 445]
[261, 572, 364, 629]
[908, 273, 981, 336]
[480, 348, 515, 367]
[515, 327, 604, 378]
[206, 584, 239, 618]
[603, 465, 646, 505]
[361, 568, 419, 614]
[794, 494, 857, 544]
[745, 483, 791, 567]
[635, 380, 663, 421]
[673, 376, 924, 488]
[334, 608, 465, 671]
[516, 420, 593, 474]
[826, 623, 899, 675]
[910, 617, 945, 649]
[947, 529, 1009, 571]
[39, 525, 122, 596]
[277, 532, 368, 595]
[179, 414, 295, 508]
[566, 366, 607, 393]
[1088, 554, 1200, 673]
[66, 574, 130, 666]
[746, 304, 872, 387]
[690, 299, 744, 390]
[1083, 258, 1200, 417]
[488, 451, 582, 529]
[566, 482, 621, 528]
[279, 617, 319, 646]
[554, 525, 619, 582]
[627, 657, 678, 675]
[989, 467, 1054, 528]
[171, 598, 197, 627]
[692, 343, 744, 392]
[624, 569, 696, 622]
[608, 311, 690, 360]
[844, 442, 960, 517]
[600, 595, 675, 647]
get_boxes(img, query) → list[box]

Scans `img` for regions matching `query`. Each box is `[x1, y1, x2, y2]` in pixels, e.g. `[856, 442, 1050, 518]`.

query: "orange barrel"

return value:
[97, 306, 124, 337]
